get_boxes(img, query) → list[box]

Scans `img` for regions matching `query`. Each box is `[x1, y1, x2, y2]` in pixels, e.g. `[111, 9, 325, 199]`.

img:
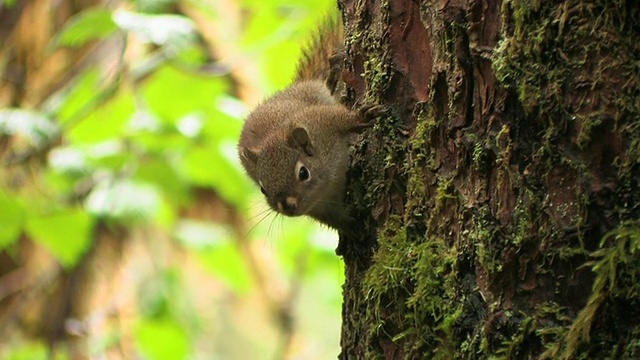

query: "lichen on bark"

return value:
[338, 0, 640, 358]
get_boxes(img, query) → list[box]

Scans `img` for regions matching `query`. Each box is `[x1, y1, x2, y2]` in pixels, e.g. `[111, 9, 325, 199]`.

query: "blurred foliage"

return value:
[0, 0, 342, 358]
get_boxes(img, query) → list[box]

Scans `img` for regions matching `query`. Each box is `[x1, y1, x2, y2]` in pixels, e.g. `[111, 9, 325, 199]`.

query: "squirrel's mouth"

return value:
[276, 196, 301, 216]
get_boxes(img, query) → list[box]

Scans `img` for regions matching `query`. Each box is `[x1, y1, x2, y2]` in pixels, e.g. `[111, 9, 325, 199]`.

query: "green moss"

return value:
[471, 206, 504, 275]
[362, 49, 391, 102]
[471, 0, 639, 357]
[363, 219, 459, 358]
[359, 101, 464, 357]
[542, 224, 640, 359]
[348, 0, 640, 358]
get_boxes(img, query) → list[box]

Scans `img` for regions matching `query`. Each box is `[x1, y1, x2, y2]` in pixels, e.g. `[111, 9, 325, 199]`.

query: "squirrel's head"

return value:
[239, 126, 334, 217]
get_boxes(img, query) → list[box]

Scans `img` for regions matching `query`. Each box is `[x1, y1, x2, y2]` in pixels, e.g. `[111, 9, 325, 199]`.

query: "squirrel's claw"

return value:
[359, 104, 386, 121]
[349, 104, 385, 132]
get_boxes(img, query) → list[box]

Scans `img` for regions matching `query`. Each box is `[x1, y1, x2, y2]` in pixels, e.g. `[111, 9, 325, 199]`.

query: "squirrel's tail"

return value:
[295, 13, 344, 94]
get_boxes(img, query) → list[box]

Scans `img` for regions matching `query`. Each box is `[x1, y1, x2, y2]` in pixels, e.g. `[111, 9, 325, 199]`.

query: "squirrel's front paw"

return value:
[359, 104, 386, 121]
[349, 104, 385, 132]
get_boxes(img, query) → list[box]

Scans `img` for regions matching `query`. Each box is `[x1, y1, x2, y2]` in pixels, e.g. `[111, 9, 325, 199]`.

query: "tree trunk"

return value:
[337, 0, 640, 358]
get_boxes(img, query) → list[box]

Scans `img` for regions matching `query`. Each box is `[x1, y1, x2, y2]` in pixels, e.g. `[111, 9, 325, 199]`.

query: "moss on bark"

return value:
[338, 0, 640, 358]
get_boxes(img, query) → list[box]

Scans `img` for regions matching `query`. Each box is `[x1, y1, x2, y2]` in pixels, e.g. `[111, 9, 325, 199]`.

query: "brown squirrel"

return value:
[237, 15, 381, 230]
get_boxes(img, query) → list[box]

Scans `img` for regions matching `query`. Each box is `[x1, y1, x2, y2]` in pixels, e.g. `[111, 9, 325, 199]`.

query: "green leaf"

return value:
[113, 10, 195, 53]
[83, 140, 131, 171]
[174, 220, 228, 249]
[0, 109, 59, 148]
[181, 142, 251, 207]
[0, 193, 25, 249]
[1, 0, 17, 8]
[2, 341, 49, 360]
[195, 243, 251, 294]
[48, 146, 88, 174]
[135, 319, 189, 360]
[56, 8, 118, 48]
[200, 98, 244, 142]
[174, 219, 247, 295]
[130, 130, 190, 155]
[141, 65, 227, 124]
[85, 179, 161, 221]
[55, 69, 102, 126]
[134, 160, 191, 206]
[25, 209, 94, 268]
[134, 0, 177, 14]
[49, 140, 132, 174]
[66, 91, 135, 144]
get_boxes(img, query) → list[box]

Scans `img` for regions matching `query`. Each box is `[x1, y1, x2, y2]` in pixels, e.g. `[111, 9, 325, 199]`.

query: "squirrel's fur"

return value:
[295, 14, 345, 92]
[238, 12, 379, 230]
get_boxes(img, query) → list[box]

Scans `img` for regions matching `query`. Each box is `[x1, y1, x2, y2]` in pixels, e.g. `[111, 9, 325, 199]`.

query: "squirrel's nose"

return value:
[277, 197, 298, 215]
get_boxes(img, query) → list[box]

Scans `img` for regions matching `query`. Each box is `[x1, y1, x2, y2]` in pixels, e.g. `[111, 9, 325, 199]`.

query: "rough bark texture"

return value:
[338, 0, 640, 358]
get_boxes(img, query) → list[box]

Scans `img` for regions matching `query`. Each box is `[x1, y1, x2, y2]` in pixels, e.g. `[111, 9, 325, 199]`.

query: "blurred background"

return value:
[0, 0, 344, 358]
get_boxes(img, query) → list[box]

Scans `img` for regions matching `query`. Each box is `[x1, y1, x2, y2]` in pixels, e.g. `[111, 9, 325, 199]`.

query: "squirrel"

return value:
[237, 14, 382, 231]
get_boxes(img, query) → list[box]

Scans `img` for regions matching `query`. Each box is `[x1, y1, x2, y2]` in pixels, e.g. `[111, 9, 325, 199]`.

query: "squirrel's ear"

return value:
[239, 146, 259, 164]
[287, 127, 315, 156]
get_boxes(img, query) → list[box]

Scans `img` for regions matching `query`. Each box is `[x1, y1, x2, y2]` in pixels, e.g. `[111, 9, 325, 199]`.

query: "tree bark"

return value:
[338, 0, 640, 358]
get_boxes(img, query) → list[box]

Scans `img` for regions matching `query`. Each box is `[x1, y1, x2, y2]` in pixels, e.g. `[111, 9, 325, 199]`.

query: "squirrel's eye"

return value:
[298, 166, 310, 181]
[260, 186, 266, 195]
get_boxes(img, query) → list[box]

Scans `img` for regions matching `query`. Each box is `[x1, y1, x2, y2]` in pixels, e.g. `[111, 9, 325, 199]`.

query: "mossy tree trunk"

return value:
[337, 0, 640, 358]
